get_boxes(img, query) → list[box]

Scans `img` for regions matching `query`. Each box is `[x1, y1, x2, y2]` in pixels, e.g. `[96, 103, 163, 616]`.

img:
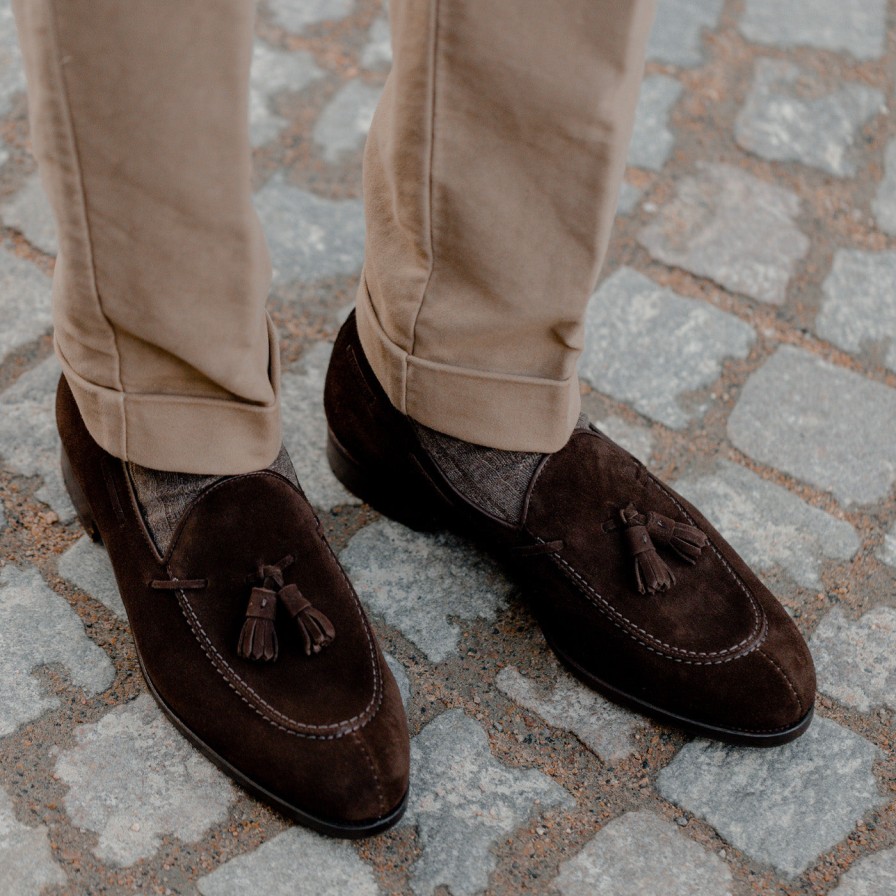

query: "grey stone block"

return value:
[250, 39, 324, 147]
[628, 75, 682, 172]
[0, 565, 114, 737]
[0, 173, 59, 255]
[658, 717, 886, 876]
[314, 81, 382, 162]
[361, 15, 392, 70]
[811, 607, 896, 713]
[268, 0, 355, 33]
[817, 250, 896, 373]
[58, 535, 125, 620]
[198, 827, 380, 896]
[736, 59, 884, 177]
[879, 523, 896, 569]
[384, 653, 411, 711]
[0, 246, 53, 364]
[554, 810, 733, 896]
[832, 848, 896, 895]
[404, 709, 573, 896]
[674, 460, 859, 590]
[639, 163, 809, 304]
[0, 783, 66, 895]
[872, 140, 896, 236]
[56, 694, 236, 866]
[647, 0, 725, 68]
[590, 413, 654, 463]
[280, 341, 359, 510]
[727, 346, 896, 506]
[616, 180, 643, 216]
[0, 6, 25, 117]
[254, 173, 364, 284]
[496, 663, 645, 762]
[0, 356, 76, 521]
[740, 0, 887, 60]
[340, 519, 513, 662]
[581, 267, 755, 429]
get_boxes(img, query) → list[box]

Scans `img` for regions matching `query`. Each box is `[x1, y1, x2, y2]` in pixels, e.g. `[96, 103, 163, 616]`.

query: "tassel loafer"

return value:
[324, 312, 815, 746]
[57, 374, 410, 836]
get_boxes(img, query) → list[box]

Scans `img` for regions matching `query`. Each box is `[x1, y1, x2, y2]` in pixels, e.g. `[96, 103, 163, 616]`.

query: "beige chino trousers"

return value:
[13, 0, 655, 474]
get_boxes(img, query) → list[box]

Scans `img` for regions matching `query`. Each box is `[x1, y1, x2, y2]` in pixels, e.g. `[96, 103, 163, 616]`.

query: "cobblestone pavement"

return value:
[1, 1, 895, 893]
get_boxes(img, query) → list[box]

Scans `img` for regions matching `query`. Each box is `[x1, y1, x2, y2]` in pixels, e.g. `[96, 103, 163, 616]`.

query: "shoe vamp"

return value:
[523, 431, 765, 659]
[164, 472, 380, 733]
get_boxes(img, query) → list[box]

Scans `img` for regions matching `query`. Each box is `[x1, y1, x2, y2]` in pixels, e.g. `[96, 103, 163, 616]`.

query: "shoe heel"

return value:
[327, 430, 444, 533]
[61, 446, 102, 543]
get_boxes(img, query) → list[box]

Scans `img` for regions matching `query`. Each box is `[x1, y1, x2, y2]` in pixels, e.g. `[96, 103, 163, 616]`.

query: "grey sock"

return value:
[127, 444, 299, 554]
[412, 415, 588, 523]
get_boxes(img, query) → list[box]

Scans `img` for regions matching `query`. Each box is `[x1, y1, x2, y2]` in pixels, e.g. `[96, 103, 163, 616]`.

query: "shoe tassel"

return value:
[619, 503, 708, 596]
[237, 556, 335, 662]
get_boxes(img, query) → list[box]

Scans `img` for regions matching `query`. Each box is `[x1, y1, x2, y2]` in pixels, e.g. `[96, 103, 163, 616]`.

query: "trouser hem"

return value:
[355, 279, 581, 453]
[55, 317, 282, 475]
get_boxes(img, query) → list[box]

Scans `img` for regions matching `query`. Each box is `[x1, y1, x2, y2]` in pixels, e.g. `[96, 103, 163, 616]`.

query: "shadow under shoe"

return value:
[323, 312, 815, 747]
[57, 374, 409, 836]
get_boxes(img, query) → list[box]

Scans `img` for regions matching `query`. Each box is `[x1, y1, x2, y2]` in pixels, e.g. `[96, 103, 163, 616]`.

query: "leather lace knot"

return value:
[237, 555, 335, 663]
[618, 503, 708, 596]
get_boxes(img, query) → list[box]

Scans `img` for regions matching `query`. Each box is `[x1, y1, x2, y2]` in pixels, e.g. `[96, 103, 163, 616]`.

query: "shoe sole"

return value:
[327, 430, 815, 748]
[62, 446, 409, 839]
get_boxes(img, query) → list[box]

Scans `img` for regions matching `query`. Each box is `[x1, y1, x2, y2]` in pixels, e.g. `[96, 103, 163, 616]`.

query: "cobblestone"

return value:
[251, 39, 323, 147]
[616, 180, 643, 215]
[658, 717, 885, 876]
[872, 140, 896, 236]
[0, 783, 66, 895]
[739, 0, 887, 60]
[646, 0, 724, 68]
[198, 827, 380, 896]
[628, 75, 682, 172]
[58, 535, 125, 620]
[361, 15, 392, 70]
[280, 341, 358, 510]
[811, 607, 896, 713]
[0, 246, 52, 364]
[404, 709, 573, 896]
[0, 172, 58, 255]
[268, 0, 355, 33]
[581, 267, 755, 428]
[879, 523, 896, 569]
[817, 250, 896, 373]
[56, 694, 236, 866]
[0, 564, 113, 736]
[254, 173, 365, 284]
[314, 80, 381, 161]
[674, 460, 859, 590]
[0, 356, 75, 521]
[554, 810, 733, 896]
[495, 663, 645, 762]
[340, 519, 513, 662]
[639, 163, 809, 304]
[735, 59, 885, 177]
[590, 413, 654, 463]
[831, 848, 896, 895]
[0, 6, 25, 117]
[727, 346, 896, 506]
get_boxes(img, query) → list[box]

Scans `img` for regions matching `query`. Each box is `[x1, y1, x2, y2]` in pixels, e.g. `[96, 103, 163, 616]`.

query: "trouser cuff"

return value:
[56, 317, 283, 475]
[355, 280, 581, 453]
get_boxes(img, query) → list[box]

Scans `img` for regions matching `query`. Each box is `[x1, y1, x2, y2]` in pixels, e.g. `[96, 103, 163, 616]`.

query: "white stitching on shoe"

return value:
[168, 472, 383, 739]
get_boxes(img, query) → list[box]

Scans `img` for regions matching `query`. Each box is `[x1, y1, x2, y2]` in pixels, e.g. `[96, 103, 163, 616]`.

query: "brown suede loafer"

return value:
[324, 313, 815, 746]
[57, 375, 409, 837]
